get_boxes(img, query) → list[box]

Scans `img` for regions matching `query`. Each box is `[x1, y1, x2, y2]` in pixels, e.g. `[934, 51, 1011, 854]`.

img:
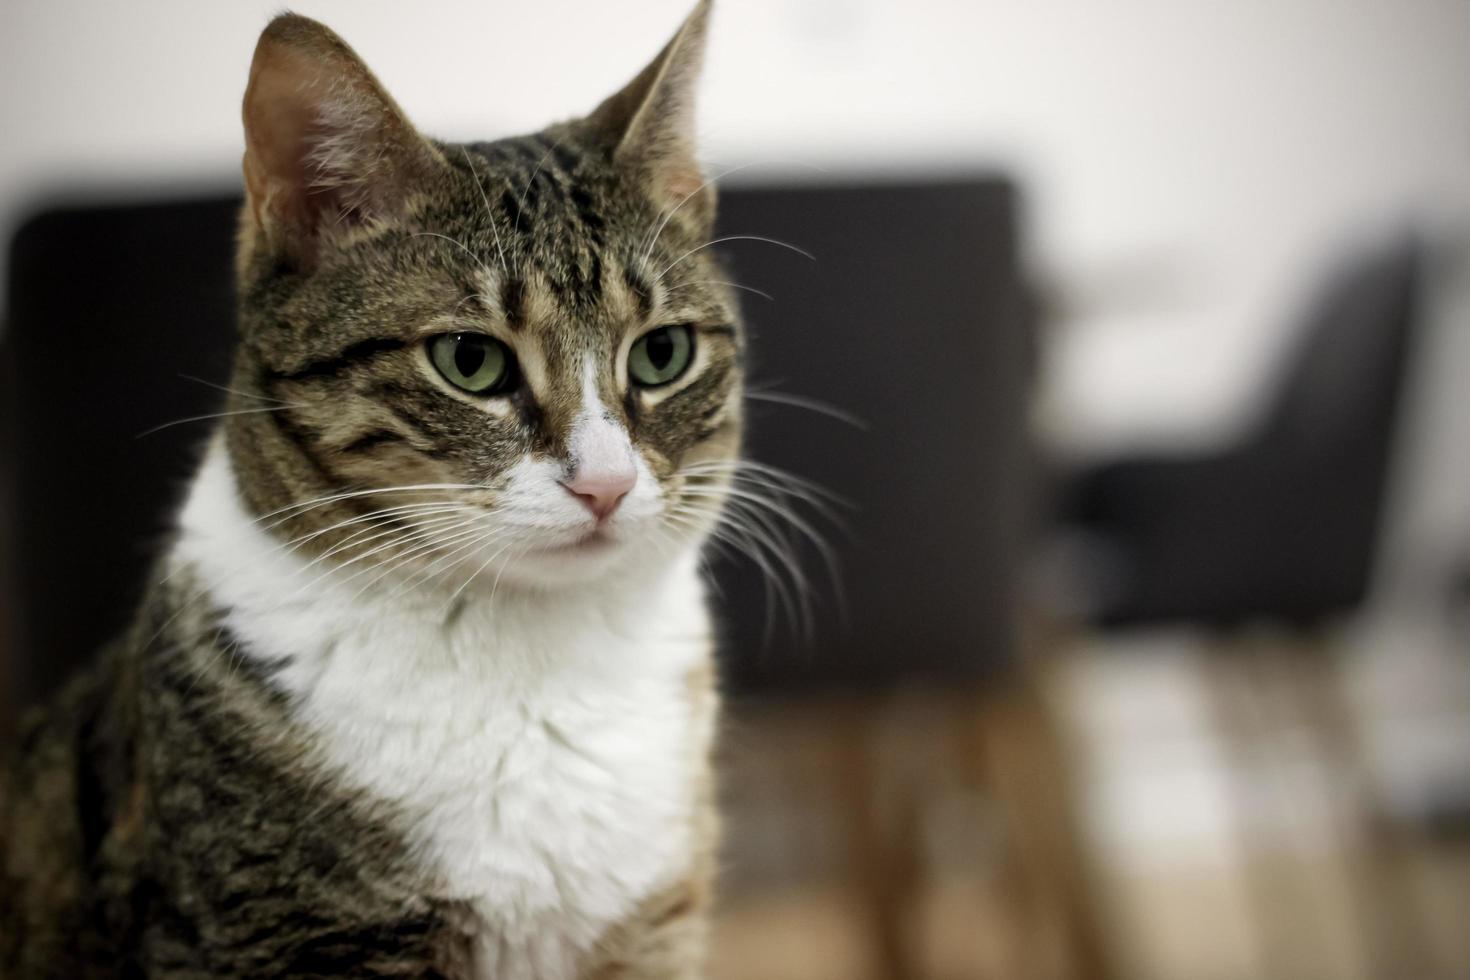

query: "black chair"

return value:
[2, 197, 242, 707]
[1038, 236, 1432, 979]
[2, 181, 1036, 706]
[1047, 237, 1420, 629]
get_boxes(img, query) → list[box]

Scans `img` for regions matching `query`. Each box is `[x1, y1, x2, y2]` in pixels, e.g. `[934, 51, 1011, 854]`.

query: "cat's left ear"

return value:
[587, 0, 714, 229]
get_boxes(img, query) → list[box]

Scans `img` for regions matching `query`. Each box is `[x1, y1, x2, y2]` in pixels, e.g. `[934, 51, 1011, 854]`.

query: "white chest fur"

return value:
[175, 449, 711, 980]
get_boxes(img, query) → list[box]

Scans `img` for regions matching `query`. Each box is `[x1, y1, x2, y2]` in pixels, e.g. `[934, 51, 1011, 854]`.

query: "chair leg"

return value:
[830, 700, 921, 980]
[1202, 644, 1316, 978]
[1267, 634, 1435, 979]
[966, 673, 1117, 980]
[1205, 635, 1435, 980]
[814, 678, 1114, 980]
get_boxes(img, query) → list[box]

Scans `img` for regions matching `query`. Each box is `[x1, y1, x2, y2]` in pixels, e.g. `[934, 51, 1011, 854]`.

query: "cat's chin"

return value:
[512, 553, 625, 587]
[455, 531, 660, 592]
[536, 526, 620, 556]
[509, 513, 718, 591]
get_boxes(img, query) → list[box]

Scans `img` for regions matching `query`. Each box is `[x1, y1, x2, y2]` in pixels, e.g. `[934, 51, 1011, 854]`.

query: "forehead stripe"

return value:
[499, 188, 528, 235]
[264, 336, 406, 382]
[549, 142, 581, 176]
[623, 266, 654, 320]
[500, 279, 526, 330]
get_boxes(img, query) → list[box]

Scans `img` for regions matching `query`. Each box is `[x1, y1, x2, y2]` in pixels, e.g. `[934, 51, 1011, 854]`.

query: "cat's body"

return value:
[2, 5, 735, 977]
[3, 445, 716, 979]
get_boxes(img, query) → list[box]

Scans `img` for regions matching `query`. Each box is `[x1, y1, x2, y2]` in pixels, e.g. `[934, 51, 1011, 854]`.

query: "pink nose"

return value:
[561, 467, 636, 521]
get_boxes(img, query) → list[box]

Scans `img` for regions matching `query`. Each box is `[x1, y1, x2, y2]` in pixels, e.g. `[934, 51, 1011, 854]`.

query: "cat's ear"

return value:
[240, 14, 442, 270]
[587, 0, 714, 228]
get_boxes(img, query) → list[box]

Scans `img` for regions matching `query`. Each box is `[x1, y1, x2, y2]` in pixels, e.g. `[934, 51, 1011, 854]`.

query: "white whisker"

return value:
[253, 483, 486, 530]
[179, 374, 290, 405]
[442, 534, 520, 614]
[384, 523, 502, 601]
[278, 501, 474, 554]
[664, 279, 774, 303]
[649, 235, 815, 290]
[409, 231, 497, 283]
[137, 405, 302, 438]
[298, 511, 473, 575]
[289, 517, 483, 599]
[670, 454, 849, 642]
[351, 522, 505, 604]
[515, 135, 564, 239]
[460, 146, 510, 276]
[637, 158, 830, 268]
[743, 390, 868, 430]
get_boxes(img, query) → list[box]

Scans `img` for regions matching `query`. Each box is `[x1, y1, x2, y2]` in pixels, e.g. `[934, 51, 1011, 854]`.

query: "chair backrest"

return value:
[3, 198, 241, 707]
[1235, 238, 1420, 619]
[1063, 237, 1422, 629]
[1, 179, 1032, 707]
[705, 182, 1033, 694]
[1259, 238, 1419, 462]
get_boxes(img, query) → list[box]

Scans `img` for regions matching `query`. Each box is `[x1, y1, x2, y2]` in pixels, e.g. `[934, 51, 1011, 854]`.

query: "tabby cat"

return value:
[1, 3, 740, 977]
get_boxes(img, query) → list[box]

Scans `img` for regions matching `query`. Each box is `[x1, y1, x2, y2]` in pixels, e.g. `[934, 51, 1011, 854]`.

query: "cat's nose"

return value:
[561, 465, 636, 521]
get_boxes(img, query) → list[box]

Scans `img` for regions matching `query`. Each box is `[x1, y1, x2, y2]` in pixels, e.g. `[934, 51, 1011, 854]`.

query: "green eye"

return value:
[628, 325, 694, 388]
[428, 333, 514, 395]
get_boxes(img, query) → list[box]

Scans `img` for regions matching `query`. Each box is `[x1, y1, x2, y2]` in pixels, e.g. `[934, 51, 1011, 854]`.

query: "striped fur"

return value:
[3, 4, 735, 977]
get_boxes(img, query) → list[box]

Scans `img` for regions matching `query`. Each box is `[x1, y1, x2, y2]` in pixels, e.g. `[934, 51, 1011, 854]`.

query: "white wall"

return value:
[3, 0, 1469, 454]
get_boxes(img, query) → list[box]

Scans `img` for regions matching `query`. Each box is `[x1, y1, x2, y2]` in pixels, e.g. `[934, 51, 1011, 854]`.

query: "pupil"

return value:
[454, 340, 486, 378]
[647, 331, 674, 369]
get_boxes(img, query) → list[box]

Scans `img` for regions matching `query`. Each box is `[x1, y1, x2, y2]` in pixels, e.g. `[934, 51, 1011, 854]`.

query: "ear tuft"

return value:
[241, 13, 440, 269]
[587, 1, 714, 227]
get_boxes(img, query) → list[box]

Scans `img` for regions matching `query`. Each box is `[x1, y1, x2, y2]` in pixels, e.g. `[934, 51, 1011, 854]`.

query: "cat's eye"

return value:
[428, 333, 515, 395]
[628, 325, 694, 388]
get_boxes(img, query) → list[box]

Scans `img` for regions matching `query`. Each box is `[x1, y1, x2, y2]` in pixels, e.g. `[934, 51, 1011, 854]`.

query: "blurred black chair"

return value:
[706, 182, 1036, 695]
[1040, 236, 1431, 978]
[2, 180, 1110, 979]
[1048, 237, 1420, 629]
[2, 197, 243, 706]
[0, 182, 1037, 703]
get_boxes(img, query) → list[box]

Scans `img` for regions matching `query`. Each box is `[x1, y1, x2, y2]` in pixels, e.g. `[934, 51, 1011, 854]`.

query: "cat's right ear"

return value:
[240, 14, 442, 271]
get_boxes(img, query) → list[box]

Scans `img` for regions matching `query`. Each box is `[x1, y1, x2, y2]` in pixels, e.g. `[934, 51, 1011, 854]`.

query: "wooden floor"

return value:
[710, 846, 1470, 980]
[707, 642, 1470, 980]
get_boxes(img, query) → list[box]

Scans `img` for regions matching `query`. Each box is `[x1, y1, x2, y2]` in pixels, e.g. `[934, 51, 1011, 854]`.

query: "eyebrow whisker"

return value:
[460, 146, 511, 278]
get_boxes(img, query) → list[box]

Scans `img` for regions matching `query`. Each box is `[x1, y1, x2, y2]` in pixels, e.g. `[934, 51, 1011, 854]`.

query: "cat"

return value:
[0, 3, 741, 977]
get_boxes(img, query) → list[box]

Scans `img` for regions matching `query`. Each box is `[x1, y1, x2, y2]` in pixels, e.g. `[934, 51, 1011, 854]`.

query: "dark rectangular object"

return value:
[1, 178, 1031, 706]
[707, 180, 1032, 694]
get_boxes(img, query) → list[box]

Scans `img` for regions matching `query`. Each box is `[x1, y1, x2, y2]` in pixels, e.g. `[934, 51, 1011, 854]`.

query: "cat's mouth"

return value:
[535, 527, 618, 556]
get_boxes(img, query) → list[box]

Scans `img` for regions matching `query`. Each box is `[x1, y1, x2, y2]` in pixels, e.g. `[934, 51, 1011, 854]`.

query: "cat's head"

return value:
[225, 3, 742, 594]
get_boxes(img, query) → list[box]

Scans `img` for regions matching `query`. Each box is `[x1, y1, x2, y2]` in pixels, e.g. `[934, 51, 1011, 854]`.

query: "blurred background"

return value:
[4, 1, 1470, 977]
